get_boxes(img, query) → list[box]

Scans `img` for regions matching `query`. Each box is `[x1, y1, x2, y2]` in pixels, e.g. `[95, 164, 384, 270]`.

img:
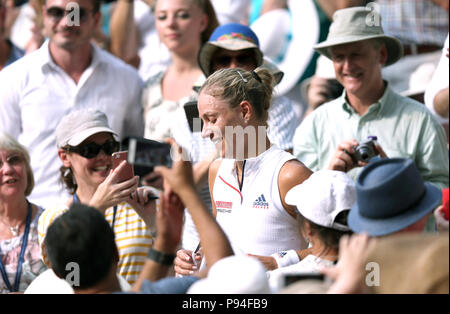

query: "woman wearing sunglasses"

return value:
[0, 132, 47, 293]
[38, 109, 156, 285]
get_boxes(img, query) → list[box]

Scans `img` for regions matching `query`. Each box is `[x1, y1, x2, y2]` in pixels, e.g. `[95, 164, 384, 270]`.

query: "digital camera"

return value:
[353, 136, 378, 163]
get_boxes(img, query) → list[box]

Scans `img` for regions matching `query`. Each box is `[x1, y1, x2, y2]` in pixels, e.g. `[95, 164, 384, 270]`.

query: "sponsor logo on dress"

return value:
[216, 201, 233, 214]
[252, 194, 269, 209]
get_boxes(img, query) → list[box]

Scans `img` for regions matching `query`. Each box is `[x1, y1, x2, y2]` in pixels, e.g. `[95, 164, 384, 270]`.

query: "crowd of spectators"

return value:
[0, 0, 448, 295]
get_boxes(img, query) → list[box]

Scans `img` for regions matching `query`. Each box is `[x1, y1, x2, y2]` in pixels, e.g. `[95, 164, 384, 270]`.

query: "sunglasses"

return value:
[212, 52, 256, 68]
[66, 141, 120, 159]
[46, 6, 92, 23]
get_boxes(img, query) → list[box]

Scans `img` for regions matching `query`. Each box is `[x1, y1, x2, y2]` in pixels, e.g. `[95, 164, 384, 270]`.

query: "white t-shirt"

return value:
[211, 0, 252, 25]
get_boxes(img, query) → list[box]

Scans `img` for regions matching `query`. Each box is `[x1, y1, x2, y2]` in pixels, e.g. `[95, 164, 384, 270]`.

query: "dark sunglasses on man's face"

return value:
[46, 6, 91, 23]
[66, 141, 120, 159]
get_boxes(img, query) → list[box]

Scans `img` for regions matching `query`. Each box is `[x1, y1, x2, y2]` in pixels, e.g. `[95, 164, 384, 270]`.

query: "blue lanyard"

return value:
[0, 201, 32, 292]
[73, 194, 118, 232]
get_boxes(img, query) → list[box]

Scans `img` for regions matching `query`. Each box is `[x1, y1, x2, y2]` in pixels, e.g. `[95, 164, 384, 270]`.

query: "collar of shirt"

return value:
[37, 40, 104, 73]
[340, 82, 393, 119]
[225, 145, 277, 179]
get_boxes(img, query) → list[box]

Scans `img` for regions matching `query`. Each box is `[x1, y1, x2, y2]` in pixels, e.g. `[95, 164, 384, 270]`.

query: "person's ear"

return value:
[239, 100, 253, 124]
[92, 10, 102, 29]
[379, 44, 388, 66]
[58, 148, 72, 168]
[200, 13, 208, 33]
[304, 221, 314, 238]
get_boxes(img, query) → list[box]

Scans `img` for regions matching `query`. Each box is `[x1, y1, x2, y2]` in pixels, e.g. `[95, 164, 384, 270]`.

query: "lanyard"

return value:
[73, 194, 118, 232]
[0, 201, 32, 292]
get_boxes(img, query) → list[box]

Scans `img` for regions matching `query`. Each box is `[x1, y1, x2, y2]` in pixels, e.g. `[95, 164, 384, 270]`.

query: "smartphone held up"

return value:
[111, 151, 134, 183]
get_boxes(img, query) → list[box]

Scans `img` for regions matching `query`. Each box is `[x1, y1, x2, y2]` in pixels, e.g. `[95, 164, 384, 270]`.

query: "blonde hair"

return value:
[154, 0, 219, 45]
[199, 68, 275, 124]
[0, 132, 35, 196]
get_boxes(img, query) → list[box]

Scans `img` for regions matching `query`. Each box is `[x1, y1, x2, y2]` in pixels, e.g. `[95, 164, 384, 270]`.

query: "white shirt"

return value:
[0, 41, 144, 209]
[213, 146, 302, 256]
[134, 1, 171, 81]
[424, 34, 449, 124]
[211, 0, 252, 25]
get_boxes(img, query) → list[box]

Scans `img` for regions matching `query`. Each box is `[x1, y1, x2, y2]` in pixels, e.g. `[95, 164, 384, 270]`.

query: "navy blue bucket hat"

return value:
[348, 158, 441, 236]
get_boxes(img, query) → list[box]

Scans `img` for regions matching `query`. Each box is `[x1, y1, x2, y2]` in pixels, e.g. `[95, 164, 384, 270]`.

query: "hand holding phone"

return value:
[89, 153, 138, 213]
[112, 151, 134, 183]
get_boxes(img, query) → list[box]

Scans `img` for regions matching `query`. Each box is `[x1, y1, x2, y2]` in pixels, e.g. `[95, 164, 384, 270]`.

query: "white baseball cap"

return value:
[285, 170, 356, 231]
[55, 109, 118, 148]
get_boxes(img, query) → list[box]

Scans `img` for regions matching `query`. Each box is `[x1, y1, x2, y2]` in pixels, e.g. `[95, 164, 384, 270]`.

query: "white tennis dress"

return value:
[213, 145, 303, 256]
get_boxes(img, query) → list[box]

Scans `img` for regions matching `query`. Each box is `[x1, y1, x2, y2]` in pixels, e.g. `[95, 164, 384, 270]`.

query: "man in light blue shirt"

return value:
[293, 7, 449, 190]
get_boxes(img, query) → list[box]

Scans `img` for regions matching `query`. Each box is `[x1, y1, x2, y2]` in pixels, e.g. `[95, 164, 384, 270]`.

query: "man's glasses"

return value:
[46, 6, 92, 23]
[66, 141, 120, 159]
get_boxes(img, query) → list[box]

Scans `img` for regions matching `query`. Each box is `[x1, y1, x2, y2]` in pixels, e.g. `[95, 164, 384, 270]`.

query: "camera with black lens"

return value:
[353, 136, 378, 163]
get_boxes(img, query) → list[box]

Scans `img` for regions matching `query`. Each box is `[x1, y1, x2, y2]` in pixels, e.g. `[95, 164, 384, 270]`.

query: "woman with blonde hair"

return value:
[0, 132, 46, 293]
[143, 0, 219, 142]
[174, 68, 313, 275]
[142, 0, 220, 253]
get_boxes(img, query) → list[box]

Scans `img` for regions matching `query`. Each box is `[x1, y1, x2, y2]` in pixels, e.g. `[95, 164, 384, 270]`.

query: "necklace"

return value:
[0, 209, 25, 237]
[0, 219, 22, 237]
[9, 224, 20, 237]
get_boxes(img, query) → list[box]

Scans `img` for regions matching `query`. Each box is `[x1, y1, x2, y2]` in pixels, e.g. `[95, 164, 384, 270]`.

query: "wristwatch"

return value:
[147, 248, 176, 266]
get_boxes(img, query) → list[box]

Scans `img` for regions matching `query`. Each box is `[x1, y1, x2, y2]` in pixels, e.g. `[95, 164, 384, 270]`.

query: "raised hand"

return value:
[89, 160, 139, 212]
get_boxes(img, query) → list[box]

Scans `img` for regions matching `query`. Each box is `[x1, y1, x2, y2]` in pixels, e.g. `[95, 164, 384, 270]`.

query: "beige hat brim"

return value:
[198, 40, 263, 77]
[66, 127, 119, 147]
[314, 35, 404, 67]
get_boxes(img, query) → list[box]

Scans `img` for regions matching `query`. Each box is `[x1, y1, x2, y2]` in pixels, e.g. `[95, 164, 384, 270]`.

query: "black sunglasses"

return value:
[66, 141, 120, 159]
[212, 52, 256, 68]
[46, 6, 91, 23]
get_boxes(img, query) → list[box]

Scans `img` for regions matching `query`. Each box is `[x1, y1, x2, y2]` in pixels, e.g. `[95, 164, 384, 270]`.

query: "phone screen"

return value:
[112, 151, 134, 182]
[122, 137, 173, 177]
[183, 101, 203, 133]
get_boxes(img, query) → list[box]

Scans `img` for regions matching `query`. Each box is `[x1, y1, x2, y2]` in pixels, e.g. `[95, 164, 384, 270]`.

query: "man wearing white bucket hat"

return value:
[293, 7, 449, 190]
